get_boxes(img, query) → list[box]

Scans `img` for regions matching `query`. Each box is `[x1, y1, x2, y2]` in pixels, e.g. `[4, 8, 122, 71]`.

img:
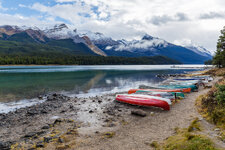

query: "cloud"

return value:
[149, 15, 174, 26]
[199, 12, 225, 19]
[18, 4, 27, 8]
[115, 38, 168, 51]
[0, 13, 60, 27]
[55, 0, 76, 3]
[148, 13, 189, 25]
[174, 39, 193, 46]
[176, 13, 189, 21]
[1, 0, 225, 53]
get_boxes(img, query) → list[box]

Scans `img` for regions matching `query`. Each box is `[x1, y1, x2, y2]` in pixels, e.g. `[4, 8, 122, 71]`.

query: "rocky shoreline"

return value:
[1, 91, 159, 149]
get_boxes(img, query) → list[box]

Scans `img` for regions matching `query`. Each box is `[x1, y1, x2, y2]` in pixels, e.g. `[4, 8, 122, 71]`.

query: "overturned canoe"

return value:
[116, 94, 170, 110]
[128, 88, 191, 94]
[135, 90, 185, 98]
[174, 78, 200, 81]
[134, 91, 176, 100]
[159, 84, 198, 92]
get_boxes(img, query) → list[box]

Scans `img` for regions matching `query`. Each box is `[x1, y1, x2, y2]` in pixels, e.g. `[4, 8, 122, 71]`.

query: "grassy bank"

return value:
[150, 118, 218, 150]
[196, 77, 225, 141]
[204, 68, 225, 76]
[197, 68, 225, 129]
[195, 68, 225, 142]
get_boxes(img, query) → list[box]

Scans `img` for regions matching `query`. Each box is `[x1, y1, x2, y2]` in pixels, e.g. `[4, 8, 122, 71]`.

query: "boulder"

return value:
[0, 141, 11, 150]
[131, 110, 147, 117]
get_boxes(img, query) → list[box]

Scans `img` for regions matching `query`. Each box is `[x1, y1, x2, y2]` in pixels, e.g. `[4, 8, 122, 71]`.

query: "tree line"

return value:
[0, 55, 180, 65]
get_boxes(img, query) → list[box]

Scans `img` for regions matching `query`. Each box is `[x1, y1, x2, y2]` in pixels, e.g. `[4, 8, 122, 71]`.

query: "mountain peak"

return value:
[142, 34, 154, 40]
[55, 23, 68, 29]
[45, 23, 69, 33]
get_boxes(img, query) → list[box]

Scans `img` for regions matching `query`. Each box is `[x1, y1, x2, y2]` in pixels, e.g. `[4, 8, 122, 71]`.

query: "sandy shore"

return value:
[0, 76, 224, 149]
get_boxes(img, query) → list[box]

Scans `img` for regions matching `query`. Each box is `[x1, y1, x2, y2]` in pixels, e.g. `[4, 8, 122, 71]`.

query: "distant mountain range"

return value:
[0, 24, 212, 64]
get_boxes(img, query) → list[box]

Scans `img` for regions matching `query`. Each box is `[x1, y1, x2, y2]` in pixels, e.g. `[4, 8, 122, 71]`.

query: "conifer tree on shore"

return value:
[213, 26, 225, 68]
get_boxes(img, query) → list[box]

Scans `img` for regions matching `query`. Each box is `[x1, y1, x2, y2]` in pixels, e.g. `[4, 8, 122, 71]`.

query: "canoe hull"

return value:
[128, 88, 191, 94]
[135, 90, 185, 98]
[134, 91, 176, 100]
[159, 85, 197, 91]
[116, 94, 170, 110]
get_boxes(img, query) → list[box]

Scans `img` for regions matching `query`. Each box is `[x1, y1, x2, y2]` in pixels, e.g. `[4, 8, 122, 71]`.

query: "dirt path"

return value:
[75, 77, 225, 150]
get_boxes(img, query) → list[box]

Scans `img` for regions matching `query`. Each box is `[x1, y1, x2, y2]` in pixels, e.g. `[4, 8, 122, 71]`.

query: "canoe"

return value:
[128, 88, 191, 94]
[174, 78, 200, 81]
[116, 94, 170, 110]
[134, 91, 176, 100]
[138, 85, 191, 93]
[159, 84, 198, 91]
[164, 80, 200, 85]
[170, 92, 185, 98]
[117, 94, 172, 104]
[135, 90, 185, 98]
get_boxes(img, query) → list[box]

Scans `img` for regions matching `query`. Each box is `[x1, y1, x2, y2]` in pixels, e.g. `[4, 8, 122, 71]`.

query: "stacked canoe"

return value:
[115, 75, 213, 111]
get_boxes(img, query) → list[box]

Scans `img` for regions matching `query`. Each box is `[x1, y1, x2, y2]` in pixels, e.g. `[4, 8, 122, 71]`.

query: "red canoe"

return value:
[128, 88, 191, 94]
[116, 94, 170, 110]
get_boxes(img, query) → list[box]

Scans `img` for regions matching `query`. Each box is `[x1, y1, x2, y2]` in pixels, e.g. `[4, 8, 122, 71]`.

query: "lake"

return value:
[0, 65, 205, 113]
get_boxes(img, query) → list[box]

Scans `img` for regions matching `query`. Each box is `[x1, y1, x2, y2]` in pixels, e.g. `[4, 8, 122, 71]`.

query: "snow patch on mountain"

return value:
[78, 30, 120, 47]
[174, 39, 213, 56]
[18, 25, 41, 31]
[43, 24, 77, 40]
[79, 30, 107, 40]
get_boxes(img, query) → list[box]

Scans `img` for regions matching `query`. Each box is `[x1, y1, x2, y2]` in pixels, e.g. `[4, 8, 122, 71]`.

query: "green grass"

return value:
[161, 128, 218, 150]
[163, 132, 217, 150]
[156, 118, 218, 150]
[187, 118, 201, 132]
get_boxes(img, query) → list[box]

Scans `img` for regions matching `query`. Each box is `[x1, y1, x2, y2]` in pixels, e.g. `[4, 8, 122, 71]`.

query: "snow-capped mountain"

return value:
[79, 30, 120, 46]
[43, 24, 75, 40]
[89, 33, 212, 63]
[43, 24, 106, 56]
[0, 24, 213, 63]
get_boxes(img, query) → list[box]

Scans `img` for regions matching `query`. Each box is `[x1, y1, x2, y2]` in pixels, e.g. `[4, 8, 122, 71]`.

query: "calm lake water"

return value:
[0, 65, 205, 113]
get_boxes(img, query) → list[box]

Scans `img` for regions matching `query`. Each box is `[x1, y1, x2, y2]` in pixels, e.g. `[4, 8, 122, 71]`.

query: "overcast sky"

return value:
[0, 0, 225, 52]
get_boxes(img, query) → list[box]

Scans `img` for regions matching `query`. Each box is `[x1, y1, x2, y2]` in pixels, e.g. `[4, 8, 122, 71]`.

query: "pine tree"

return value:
[213, 26, 225, 67]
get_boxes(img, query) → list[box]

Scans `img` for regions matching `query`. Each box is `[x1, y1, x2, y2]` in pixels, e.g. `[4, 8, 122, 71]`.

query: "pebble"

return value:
[36, 142, 44, 148]
[38, 95, 43, 100]
[24, 132, 37, 138]
[43, 137, 52, 143]
[108, 123, 116, 127]
[214, 128, 220, 131]
[58, 138, 64, 143]
[54, 118, 63, 124]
